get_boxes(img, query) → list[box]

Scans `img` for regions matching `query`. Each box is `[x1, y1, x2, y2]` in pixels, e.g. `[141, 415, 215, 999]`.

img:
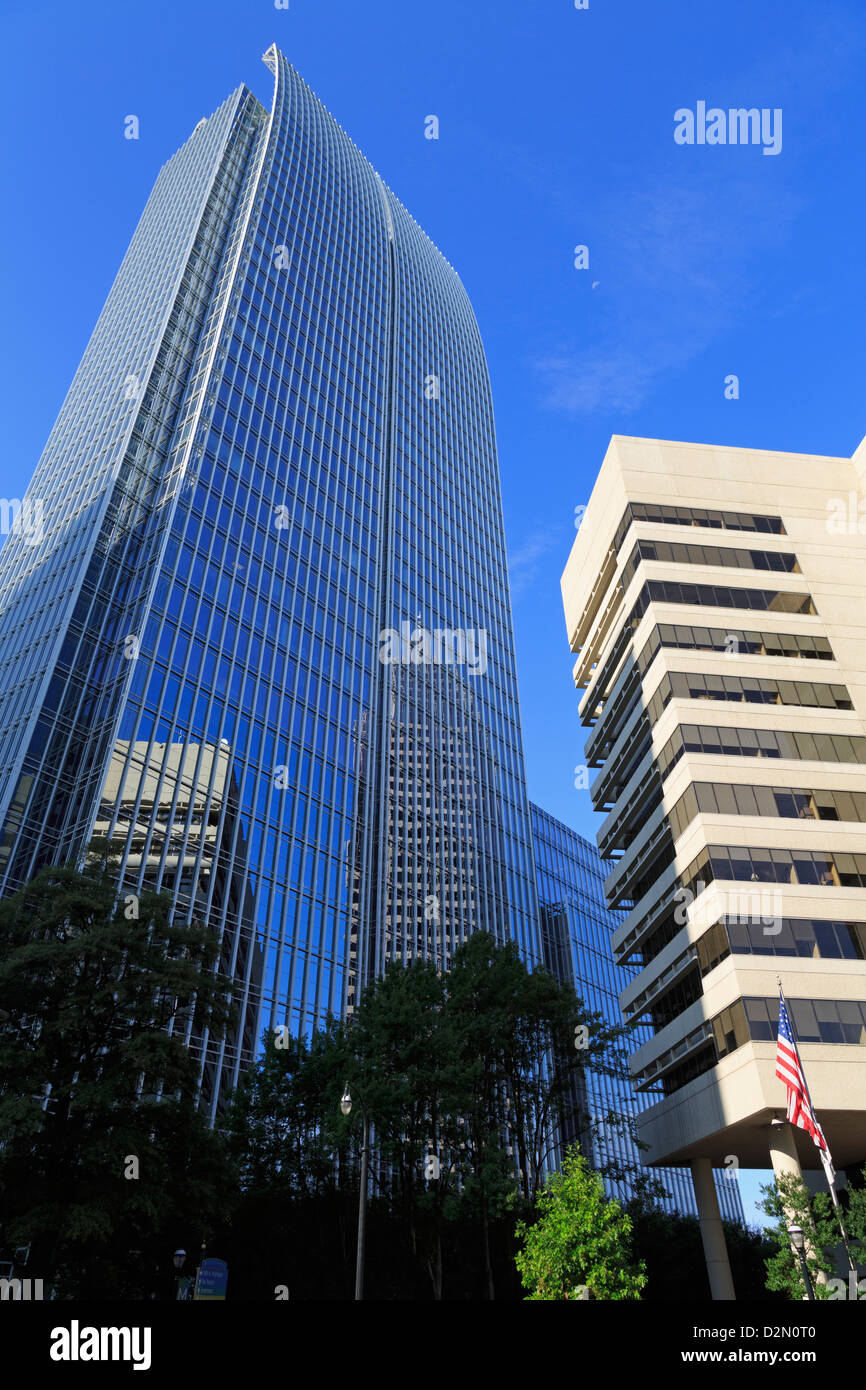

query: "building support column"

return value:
[769, 1117, 803, 1185]
[768, 1119, 826, 1292]
[690, 1157, 736, 1300]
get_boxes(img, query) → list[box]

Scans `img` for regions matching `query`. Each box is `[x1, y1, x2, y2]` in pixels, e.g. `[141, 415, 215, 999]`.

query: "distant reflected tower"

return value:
[530, 801, 744, 1223]
[94, 740, 262, 1111]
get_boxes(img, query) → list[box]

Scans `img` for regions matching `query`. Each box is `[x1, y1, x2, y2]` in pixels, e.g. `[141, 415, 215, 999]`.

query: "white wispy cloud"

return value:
[532, 173, 802, 416]
[527, 14, 864, 417]
[507, 523, 565, 596]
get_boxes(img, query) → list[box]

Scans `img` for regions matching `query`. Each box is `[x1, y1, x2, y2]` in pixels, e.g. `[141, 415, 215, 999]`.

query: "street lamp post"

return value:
[173, 1249, 186, 1302]
[341, 1082, 369, 1301]
[788, 1225, 816, 1301]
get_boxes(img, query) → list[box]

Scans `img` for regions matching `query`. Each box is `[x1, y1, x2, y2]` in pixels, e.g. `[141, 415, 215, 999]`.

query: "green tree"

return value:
[228, 1018, 349, 1200]
[443, 930, 634, 1295]
[225, 937, 643, 1299]
[0, 840, 234, 1298]
[842, 1163, 866, 1271]
[429, 934, 521, 1298]
[224, 1017, 359, 1298]
[625, 1199, 782, 1301]
[514, 1145, 646, 1299]
[759, 1172, 840, 1300]
[343, 958, 460, 1298]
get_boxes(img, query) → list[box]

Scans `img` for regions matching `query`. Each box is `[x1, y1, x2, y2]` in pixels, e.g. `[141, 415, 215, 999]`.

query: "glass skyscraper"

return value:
[0, 47, 539, 1117]
[530, 802, 744, 1222]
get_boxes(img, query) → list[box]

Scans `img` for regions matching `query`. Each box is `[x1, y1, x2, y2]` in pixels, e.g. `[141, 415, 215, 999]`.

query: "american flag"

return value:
[775, 989, 836, 1185]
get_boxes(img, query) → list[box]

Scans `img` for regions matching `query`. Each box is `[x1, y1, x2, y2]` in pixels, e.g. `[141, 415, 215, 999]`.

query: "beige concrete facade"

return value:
[561, 435, 866, 1181]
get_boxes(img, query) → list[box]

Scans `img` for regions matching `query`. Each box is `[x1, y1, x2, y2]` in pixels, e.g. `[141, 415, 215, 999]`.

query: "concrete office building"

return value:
[561, 434, 866, 1297]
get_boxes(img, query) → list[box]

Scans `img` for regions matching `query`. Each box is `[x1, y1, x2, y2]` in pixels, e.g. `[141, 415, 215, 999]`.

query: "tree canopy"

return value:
[514, 1146, 646, 1300]
[0, 840, 234, 1297]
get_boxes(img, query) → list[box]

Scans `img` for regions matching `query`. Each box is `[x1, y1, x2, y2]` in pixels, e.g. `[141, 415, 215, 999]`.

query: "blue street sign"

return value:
[194, 1258, 228, 1301]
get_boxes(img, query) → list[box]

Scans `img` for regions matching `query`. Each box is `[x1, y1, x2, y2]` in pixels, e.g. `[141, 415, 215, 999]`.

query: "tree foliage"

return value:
[625, 1199, 782, 1301]
[759, 1172, 844, 1299]
[227, 931, 637, 1298]
[0, 840, 234, 1297]
[0, 851, 775, 1302]
[514, 1146, 646, 1299]
[760, 1167, 866, 1300]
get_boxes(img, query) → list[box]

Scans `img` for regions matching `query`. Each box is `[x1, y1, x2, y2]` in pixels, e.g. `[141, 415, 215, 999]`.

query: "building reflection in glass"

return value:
[95, 738, 262, 1112]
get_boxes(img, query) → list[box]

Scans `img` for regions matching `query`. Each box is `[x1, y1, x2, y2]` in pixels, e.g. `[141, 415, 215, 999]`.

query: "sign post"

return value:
[193, 1258, 228, 1301]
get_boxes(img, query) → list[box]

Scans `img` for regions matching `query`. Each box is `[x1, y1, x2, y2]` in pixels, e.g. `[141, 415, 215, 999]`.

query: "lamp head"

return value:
[787, 1225, 805, 1252]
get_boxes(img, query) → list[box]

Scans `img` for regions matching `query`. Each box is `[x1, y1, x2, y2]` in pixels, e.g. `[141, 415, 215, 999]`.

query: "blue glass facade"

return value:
[530, 802, 744, 1221]
[0, 49, 539, 1117]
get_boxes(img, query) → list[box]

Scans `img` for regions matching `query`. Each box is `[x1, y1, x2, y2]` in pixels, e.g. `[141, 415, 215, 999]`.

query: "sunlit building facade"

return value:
[0, 48, 539, 1116]
[562, 433, 866, 1295]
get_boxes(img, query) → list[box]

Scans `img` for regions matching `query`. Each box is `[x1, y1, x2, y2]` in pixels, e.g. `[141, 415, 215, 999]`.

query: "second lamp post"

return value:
[788, 1225, 816, 1301]
[340, 1083, 369, 1301]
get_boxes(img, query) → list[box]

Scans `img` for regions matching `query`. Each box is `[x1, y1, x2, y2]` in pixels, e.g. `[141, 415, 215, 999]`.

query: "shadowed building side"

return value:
[530, 801, 744, 1223]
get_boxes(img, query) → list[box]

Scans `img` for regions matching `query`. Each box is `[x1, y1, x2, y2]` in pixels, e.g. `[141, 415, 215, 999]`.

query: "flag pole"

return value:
[777, 977, 857, 1273]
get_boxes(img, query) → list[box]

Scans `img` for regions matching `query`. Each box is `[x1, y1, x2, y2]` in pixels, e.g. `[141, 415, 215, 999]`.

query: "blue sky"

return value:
[4, 0, 865, 1231]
